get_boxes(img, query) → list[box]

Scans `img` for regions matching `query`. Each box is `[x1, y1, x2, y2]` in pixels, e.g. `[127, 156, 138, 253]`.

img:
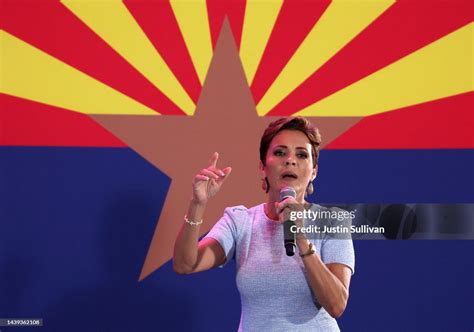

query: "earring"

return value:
[261, 177, 270, 193]
[306, 182, 314, 196]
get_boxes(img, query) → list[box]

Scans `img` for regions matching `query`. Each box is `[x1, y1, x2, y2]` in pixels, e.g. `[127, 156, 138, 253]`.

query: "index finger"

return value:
[209, 152, 219, 168]
[278, 197, 297, 213]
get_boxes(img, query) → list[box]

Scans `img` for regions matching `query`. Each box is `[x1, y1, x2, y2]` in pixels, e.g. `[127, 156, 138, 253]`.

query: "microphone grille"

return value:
[280, 186, 296, 201]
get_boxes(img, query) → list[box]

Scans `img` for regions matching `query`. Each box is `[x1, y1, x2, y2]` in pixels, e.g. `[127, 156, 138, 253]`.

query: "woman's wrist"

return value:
[296, 235, 309, 249]
[299, 241, 315, 258]
[190, 197, 207, 207]
[187, 198, 207, 225]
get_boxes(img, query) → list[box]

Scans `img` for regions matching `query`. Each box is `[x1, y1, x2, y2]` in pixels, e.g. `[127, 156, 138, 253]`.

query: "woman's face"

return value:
[260, 129, 317, 199]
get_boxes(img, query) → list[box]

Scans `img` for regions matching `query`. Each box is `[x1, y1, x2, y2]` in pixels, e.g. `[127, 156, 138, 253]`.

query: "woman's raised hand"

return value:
[192, 152, 232, 204]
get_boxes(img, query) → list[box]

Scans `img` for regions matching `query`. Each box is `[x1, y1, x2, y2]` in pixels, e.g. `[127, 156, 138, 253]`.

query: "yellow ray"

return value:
[1, 31, 157, 115]
[62, 0, 195, 115]
[257, 0, 395, 115]
[240, 0, 283, 85]
[296, 23, 474, 117]
[170, 0, 212, 85]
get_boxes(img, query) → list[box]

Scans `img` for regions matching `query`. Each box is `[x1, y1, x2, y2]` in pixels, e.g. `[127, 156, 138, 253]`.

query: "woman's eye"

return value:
[298, 153, 308, 159]
[274, 150, 285, 156]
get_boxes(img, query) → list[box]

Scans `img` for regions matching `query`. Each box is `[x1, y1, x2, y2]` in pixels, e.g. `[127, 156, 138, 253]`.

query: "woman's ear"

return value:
[312, 164, 318, 181]
[259, 160, 266, 177]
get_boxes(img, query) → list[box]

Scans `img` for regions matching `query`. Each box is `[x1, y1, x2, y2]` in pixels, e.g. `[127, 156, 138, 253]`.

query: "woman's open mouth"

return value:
[281, 172, 298, 180]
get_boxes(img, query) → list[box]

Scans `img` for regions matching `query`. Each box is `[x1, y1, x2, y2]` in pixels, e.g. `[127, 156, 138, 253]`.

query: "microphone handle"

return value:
[279, 187, 297, 257]
[284, 220, 296, 256]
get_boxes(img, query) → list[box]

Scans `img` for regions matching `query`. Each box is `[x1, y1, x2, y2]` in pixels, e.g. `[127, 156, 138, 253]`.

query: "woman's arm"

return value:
[173, 200, 226, 274]
[172, 152, 231, 274]
[276, 198, 352, 318]
[296, 237, 352, 318]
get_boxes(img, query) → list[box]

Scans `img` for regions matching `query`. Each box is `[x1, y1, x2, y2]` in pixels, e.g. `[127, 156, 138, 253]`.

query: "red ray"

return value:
[0, 0, 185, 115]
[250, 0, 330, 103]
[124, 0, 201, 104]
[268, 0, 473, 116]
[207, 0, 246, 50]
[0, 94, 126, 147]
[326, 92, 474, 150]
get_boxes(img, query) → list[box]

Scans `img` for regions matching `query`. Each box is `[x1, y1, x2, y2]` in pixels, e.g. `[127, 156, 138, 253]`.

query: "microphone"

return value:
[280, 186, 297, 256]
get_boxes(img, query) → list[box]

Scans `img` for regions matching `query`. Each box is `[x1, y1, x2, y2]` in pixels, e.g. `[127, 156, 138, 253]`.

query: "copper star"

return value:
[89, 19, 361, 281]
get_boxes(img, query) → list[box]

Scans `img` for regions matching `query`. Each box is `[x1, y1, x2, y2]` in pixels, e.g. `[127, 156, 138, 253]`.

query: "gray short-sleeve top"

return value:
[204, 203, 355, 331]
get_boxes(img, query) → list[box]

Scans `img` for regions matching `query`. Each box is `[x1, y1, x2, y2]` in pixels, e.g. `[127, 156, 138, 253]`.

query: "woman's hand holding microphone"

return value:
[274, 196, 305, 227]
[275, 196, 310, 246]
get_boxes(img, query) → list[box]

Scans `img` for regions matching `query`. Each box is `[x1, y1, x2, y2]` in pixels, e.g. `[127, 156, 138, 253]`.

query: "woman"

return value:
[173, 117, 355, 331]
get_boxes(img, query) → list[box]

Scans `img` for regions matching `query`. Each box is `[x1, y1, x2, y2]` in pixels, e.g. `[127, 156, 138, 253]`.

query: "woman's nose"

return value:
[285, 156, 296, 166]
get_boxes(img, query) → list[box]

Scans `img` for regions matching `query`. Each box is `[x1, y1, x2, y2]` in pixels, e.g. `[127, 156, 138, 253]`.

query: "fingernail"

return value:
[219, 171, 225, 176]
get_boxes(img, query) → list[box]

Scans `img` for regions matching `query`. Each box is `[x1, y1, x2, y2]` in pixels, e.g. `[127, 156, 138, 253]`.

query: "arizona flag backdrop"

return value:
[1, 1, 473, 331]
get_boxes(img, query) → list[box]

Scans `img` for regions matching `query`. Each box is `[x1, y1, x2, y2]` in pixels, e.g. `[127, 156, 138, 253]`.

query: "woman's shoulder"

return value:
[224, 205, 250, 214]
[309, 203, 344, 212]
[309, 203, 353, 218]
[217, 204, 263, 238]
[224, 203, 264, 220]
[307, 203, 354, 229]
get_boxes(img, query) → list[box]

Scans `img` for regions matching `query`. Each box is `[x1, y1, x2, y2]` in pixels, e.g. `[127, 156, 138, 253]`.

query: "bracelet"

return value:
[184, 215, 203, 226]
[300, 241, 315, 258]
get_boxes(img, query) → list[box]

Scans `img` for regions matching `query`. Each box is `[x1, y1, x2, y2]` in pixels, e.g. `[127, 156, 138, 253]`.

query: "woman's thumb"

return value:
[222, 166, 232, 177]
